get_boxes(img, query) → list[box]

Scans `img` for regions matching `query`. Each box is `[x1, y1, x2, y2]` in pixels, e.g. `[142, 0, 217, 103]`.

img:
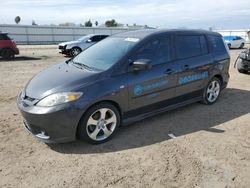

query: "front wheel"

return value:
[70, 47, 82, 57]
[201, 77, 221, 105]
[77, 103, 120, 144]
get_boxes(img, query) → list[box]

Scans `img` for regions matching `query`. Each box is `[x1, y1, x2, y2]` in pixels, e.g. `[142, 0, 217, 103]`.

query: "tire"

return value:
[70, 47, 82, 57]
[238, 69, 248, 74]
[1, 49, 15, 60]
[201, 77, 221, 105]
[77, 102, 121, 144]
[239, 43, 244, 49]
[228, 43, 231, 49]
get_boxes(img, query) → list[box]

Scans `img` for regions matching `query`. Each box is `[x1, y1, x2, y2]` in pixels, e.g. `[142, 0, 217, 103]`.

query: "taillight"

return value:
[12, 40, 17, 47]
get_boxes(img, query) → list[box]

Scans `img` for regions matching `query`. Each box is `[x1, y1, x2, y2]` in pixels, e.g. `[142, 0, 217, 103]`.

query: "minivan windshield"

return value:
[72, 37, 139, 71]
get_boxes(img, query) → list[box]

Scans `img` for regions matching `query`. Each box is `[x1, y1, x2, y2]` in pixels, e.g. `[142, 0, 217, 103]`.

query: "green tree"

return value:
[15, 16, 21, 24]
[85, 20, 92, 27]
[105, 19, 118, 27]
[32, 20, 37, 25]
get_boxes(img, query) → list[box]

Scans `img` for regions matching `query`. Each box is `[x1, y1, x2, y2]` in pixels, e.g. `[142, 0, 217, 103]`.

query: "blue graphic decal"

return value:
[178, 71, 208, 85]
[133, 80, 168, 96]
[134, 85, 143, 96]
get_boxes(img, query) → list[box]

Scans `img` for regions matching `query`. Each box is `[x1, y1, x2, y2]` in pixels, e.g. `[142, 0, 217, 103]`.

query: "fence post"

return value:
[25, 26, 29, 45]
[51, 27, 55, 44]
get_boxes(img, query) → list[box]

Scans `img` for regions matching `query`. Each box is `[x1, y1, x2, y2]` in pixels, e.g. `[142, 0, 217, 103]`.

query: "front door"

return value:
[127, 35, 178, 111]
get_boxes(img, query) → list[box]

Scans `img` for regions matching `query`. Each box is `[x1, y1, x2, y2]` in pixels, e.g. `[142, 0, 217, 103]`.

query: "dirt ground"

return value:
[0, 45, 250, 188]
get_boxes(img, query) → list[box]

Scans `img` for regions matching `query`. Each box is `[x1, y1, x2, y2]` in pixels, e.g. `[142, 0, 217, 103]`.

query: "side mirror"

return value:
[130, 59, 152, 71]
[86, 39, 92, 43]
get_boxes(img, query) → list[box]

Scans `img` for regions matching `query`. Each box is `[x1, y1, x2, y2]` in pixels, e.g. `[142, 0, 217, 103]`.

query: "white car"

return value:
[223, 36, 245, 49]
[58, 34, 109, 57]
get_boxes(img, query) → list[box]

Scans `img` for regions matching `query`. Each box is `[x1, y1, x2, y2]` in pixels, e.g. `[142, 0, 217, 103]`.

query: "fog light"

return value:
[36, 131, 50, 140]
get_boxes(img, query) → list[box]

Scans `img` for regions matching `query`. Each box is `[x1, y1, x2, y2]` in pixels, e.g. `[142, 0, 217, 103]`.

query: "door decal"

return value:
[178, 71, 208, 85]
[133, 80, 169, 96]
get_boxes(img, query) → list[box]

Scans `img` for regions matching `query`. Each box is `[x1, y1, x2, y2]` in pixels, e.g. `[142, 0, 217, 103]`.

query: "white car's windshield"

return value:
[72, 37, 139, 71]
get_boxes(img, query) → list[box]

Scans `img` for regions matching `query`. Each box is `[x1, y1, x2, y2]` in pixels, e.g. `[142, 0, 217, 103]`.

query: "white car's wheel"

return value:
[70, 47, 82, 57]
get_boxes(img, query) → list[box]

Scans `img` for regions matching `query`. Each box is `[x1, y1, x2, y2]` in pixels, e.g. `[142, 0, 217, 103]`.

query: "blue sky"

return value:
[1, 0, 250, 29]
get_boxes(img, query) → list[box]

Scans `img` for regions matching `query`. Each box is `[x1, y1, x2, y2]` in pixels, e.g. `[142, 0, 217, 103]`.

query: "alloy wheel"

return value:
[86, 108, 117, 141]
[206, 80, 220, 103]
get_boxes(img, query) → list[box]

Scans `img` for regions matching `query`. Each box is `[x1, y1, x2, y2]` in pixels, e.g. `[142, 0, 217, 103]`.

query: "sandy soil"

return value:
[0, 45, 250, 188]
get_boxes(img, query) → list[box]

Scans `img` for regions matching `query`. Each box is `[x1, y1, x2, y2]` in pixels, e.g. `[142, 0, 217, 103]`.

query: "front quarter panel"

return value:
[76, 73, 129, 118]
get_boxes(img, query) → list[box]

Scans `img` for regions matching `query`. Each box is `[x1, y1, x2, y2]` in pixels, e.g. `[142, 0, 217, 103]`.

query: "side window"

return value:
[0, 34, 9, 40]
[200, 36, 208, 55]
[176, 35, 203, 59]
[90, 36, 100, 42]
[208, 35, 227, 54]
[133, 37, 171, 65]
[100, 35, 108, 40]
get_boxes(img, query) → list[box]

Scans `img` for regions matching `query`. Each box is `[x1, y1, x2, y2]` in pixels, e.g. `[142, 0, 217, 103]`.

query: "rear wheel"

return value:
[239, 43, 244, 49]
[77, 102, 120, 144]
[1, 49, 15, 60]
[201, 77, 221, 105]
[70, 47, 82, 57]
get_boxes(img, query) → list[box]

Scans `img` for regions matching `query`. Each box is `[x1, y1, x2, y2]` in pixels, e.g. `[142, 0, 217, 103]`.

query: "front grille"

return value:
[24, 96, 36, 102]
[59, 45, 65, 50]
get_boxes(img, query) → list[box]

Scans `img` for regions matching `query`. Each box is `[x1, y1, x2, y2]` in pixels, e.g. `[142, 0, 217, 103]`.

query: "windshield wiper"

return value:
[70, 60, 95, 70]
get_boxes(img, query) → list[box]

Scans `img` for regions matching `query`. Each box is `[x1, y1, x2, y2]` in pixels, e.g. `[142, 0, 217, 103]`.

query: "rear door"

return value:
[174, 34, 212, 97]
[0, 34, 12, 49]
[127, 35, 178, 111]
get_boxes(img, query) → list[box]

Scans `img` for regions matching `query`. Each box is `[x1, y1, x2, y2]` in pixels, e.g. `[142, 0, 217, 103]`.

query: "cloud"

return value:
[1, 0, 250, 28]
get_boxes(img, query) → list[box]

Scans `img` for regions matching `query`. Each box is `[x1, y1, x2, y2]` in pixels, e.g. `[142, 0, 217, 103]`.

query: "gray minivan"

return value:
[17, 29, 230, 144]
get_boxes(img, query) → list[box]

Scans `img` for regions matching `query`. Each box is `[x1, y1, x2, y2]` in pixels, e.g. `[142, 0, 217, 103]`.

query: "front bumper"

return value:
[13, 47, 19, 55]
[58, 45, 70, 55]
[16, 95, 85, 143]
[58, 49, 70, 55]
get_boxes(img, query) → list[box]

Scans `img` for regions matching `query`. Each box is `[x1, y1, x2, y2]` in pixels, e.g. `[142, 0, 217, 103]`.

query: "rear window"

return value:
[0, 34, 10, 40]
[208, 35, 227, 54]
[176, 35, 208, 60]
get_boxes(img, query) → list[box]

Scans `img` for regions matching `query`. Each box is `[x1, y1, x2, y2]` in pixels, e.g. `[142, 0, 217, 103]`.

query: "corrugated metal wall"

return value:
[0, 24, 135, 44]
[1, 25, 249, 44]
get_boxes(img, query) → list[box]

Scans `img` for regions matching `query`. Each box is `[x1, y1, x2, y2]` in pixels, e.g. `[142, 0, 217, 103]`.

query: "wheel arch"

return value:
[213, 74, 223, 85]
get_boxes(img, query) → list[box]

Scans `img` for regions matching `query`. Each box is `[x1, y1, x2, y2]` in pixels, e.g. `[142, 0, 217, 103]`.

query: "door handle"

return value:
[183, 64, 190, 70]
[164, 68, 175, 75]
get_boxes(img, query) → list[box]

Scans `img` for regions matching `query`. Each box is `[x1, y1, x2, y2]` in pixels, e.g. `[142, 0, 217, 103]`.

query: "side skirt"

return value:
[122, 96, 202, 126]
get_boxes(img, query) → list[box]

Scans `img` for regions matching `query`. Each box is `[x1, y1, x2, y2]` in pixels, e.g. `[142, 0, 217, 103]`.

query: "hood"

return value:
[59, 40, 81, 46]
[25, 62, 100, 99]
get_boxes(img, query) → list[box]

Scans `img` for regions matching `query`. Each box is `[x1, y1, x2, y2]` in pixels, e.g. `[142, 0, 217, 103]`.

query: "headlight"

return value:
[36, 92, 82, 107]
